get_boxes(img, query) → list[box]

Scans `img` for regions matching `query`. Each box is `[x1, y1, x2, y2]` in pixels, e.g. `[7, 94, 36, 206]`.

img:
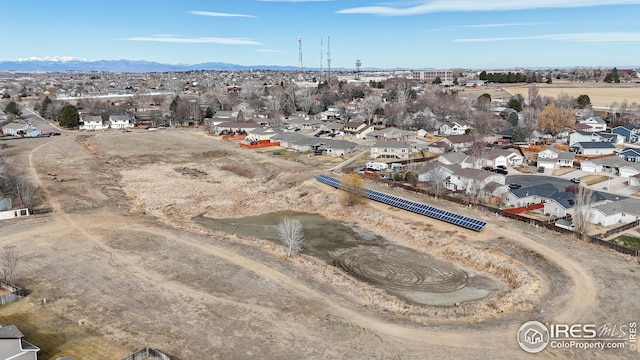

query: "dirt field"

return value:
[500, 81, 640, 108]
[1, 130, 640, 359]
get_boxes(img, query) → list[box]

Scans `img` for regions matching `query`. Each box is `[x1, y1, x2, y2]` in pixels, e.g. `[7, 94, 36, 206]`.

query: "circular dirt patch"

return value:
[334, 245, 468, 293]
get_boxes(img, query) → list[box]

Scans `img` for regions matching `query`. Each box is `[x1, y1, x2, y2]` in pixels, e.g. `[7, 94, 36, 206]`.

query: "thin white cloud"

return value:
[454, 32, 640, 43]
[427, 22, 545, 32]
[337, 0, 640, 16]
[125, 36, 263, 45]
[255, 49, 285, 53]
[188, 11, 255, 18]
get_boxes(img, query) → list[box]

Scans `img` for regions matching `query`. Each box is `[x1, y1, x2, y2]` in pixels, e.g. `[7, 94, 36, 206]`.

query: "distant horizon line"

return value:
[0, 57, 637, 72]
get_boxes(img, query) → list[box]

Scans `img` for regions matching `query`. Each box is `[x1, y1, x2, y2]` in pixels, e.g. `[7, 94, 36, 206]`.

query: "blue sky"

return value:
[3, 0, 640, 69]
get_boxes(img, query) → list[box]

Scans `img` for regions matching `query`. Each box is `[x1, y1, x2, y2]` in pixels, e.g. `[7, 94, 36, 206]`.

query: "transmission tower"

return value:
[320, 38, 323, 81]
[355, 57, 362, 80]
[298, 36, 303, 73]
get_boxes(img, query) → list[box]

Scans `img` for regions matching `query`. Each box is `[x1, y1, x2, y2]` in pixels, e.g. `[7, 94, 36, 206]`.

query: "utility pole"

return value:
[320, 38, 323, 82]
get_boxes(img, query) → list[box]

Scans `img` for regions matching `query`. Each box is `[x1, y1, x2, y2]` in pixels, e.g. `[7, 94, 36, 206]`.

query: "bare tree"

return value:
[467, 141, 489, 169]
[572, 186, 594, 234]
[429, 167, 449, 195]
[0, 247, 22, 283]
[609, 102, 620, 127]
[15, 179, 38, 209]
[277, 218, 304, 257]
[361, 96, 382, 125]
[528, 85, 542, 110]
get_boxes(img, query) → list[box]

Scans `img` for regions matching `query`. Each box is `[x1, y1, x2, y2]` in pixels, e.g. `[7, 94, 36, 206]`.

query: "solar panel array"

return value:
[316, 174, 487, 232]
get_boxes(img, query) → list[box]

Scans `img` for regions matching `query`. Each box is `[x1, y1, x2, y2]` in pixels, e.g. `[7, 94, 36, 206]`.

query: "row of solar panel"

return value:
[368, 190, 486, 231]
[316, 175, 487, 232]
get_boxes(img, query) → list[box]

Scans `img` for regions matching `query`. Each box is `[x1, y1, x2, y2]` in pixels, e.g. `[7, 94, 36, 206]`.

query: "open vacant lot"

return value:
[1, 130, 639, 359]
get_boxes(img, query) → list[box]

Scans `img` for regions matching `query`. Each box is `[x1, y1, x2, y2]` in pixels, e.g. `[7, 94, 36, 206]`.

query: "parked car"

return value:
[570, 178, 581, 183]
[509, 183, 521, 189]
[497, 165, 507, 170]
[537, 167, 545, 173]
[496, 169, 508, 175]
[483, 166, 493, 171]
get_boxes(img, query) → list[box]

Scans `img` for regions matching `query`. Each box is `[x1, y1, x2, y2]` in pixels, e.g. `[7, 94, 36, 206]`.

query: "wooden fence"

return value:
[121, 347, 173, 360]
[372, 179, 639, 257]
[601, 219, 640, 239]
[0, 280, 25, 306]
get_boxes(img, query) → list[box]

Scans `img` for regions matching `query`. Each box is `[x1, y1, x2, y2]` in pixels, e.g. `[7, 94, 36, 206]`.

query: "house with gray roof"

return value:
[591, 197, 640, 226]
[368, 127, 416, 141]
[503, 183, 559, 207]
[571, 141, 617, 156]
[416, 161, 461, 183]
[1, 123, 28, 136]
[537, 147, 575, 169]
[370, 141, 411, 159]
[108, 114, 134, 129]
[80, 115, 105, 130]
[580, 155, 640, 178]
[446, 168, 506, 197]
[324, 139, 359, 156]
[436, 152, 470, 166]
[0, 324, 39, 360]
[569, 131, 622, 146]
[578, 115, 607, 132]
[543, 190, 607, 218]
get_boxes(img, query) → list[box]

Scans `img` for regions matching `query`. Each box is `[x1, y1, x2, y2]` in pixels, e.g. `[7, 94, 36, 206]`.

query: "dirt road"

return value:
[1, 131, 637, 359]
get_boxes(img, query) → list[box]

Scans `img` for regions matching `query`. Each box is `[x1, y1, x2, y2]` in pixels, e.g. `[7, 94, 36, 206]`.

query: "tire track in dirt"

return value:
[26, 138, 595, 357]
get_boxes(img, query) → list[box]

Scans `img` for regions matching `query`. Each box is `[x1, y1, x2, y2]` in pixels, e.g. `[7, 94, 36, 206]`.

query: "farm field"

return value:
[501, 80, 640, 108]
[0, 130, 639, 359]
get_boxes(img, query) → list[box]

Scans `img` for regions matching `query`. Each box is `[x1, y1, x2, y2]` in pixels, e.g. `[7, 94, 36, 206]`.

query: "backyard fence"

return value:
[121, 347, 173, 360]
[367, 178, 639, 257]
[0, 280, 25, 306]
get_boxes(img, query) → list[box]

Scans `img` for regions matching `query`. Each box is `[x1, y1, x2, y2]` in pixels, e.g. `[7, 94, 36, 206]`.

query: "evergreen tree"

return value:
[4, 101, 20, 116]
[58, 105, 80, 128]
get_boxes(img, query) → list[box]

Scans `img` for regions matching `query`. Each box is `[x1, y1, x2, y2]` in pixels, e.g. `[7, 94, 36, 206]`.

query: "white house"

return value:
[370, 141, 412, 159]
[537, 147, 575, 169]
[439, 120, 471, 135]
[109, 114, 134, 129]
[578, 115, 607, 132]
[416, 161, 460, 183]
[446, 168, 505, 195]
[591, 198, 640, 227]
[568, 131, 620, 146]
[1, 123, 28, 136]
[80, 115, 105, 130]
[571, 142, 617, 156]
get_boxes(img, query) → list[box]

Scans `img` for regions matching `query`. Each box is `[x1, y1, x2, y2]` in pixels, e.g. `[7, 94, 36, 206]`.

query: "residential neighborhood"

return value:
[2, 66, 640, 360]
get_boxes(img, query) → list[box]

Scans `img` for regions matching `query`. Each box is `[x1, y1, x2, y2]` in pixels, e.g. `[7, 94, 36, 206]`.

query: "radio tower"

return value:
[298, 36, 303, 73]
[327, 36, 331, 82]
[355, 56, 362, 80]
[320, 38, 323, 81]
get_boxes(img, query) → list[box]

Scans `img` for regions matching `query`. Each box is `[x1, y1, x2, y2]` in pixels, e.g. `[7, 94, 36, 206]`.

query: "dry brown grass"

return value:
[0, 300, 130, 360]
[552, 168, 576, 176]
[580, 174, 609, 185]
[501, 81, 640, 108]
